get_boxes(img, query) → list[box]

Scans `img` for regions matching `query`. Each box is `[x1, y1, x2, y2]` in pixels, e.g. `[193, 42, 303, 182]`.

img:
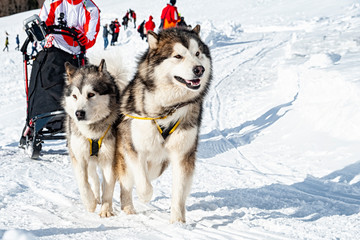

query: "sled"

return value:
[19, 14, 86, 159]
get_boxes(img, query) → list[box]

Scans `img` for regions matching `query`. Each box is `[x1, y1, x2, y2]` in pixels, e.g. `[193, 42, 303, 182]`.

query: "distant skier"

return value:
[109, 21, 115, 45]
[177, 16, 189, 28]
[137, 20, 146, 40]
[103, 24, 109, 50]
[15, 34, 20, 51]
[110, 18, 121, 46]
[159, 0, 179, 29]
[3, 36, 9, 51]
[145, 15, 156, 34]
[114, 18, 121, 44]
[122, 14, 129, 30]
[130, 9, 137, 28]
[30, 41, 38, 57]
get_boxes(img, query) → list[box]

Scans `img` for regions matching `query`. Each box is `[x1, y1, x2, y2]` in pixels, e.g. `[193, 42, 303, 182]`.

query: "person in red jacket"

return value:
[160, 0, 179, 29]
[112, 18, 121, 45]
[131, 10, 137, 28]
[144, 15, 156, 34]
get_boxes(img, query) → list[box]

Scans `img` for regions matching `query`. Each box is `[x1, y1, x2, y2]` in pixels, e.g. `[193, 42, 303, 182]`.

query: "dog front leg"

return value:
[131, 153, 153, 203]
[170, 152, 195, 223]
[88, 160, 101, 204]
[99, 163, 116, 218]
[72, 158, 97, 212]
[120, 178, 136, 214]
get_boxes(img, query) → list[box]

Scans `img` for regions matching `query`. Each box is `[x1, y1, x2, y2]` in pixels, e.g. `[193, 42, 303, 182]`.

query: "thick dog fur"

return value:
[62, 60, 123, 217]
[115, 25, 212, 223]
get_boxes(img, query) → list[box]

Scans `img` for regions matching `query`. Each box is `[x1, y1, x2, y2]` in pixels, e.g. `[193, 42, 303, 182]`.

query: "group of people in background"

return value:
[102, 8, 137, 50]
[137, 15, 156, 40]
[102, 0, 190, 49]
[3, 32, 20, 52]
[3, 32, 45, 59]
[3, 0, 189, 53]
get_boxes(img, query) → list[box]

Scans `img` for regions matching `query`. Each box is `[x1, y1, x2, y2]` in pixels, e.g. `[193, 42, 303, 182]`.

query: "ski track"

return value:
[2, 1, 360, 239]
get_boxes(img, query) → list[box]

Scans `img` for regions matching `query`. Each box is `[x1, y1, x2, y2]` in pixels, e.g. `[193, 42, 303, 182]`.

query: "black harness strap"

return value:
[153, 119, 181, 140]
[87, 124, 111, 156]
[89, 139, 100, 156]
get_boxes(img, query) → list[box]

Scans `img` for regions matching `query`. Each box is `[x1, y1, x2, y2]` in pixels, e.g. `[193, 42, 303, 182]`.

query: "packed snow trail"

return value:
[1, 0, 360, 239]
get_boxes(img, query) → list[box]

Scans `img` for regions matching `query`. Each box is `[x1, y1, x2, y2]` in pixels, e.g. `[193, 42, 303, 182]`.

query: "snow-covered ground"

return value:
[1, 0, 360, 239]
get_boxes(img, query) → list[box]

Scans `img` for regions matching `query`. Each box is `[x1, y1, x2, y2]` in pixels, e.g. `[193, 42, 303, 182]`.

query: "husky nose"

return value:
[193, 65, 205, 77]
[75, 110, 86, 120]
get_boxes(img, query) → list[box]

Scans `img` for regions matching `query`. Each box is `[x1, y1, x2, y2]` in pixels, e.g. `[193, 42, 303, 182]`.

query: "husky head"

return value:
[63, 60, 119, 124]
[142, 25, 212, 101]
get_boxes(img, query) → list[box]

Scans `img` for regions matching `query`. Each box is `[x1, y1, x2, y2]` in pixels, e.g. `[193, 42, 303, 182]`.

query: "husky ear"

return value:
[98, 59, 107, 73]
[147, 31, 158, 49]
[64, 62, 77, 78]
[192, 25, 201, 35]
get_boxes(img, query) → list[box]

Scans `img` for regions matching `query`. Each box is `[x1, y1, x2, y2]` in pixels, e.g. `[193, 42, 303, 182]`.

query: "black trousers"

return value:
[27, 47, 80, 123]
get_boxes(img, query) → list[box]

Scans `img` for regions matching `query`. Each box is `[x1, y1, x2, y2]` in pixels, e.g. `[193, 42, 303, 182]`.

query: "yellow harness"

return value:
[87, 124, 111, 156]
[125, 113, 181, 140]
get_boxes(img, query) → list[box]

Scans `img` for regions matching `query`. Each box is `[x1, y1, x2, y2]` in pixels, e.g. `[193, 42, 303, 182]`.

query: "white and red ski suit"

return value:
[39, 0, 100, 54]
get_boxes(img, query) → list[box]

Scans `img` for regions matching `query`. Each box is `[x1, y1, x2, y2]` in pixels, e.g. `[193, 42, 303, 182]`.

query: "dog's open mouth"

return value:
[174, 76, 201, 90]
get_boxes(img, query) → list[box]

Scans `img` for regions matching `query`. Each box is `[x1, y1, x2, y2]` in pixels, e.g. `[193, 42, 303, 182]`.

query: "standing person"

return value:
[112, 18, 121, 45]
[137, 20, 145, 40]
[109, 21, 115, 46]
[30, 41, 38, 57]
[103, 24, 109, 50]
[3, 36, 9, 51]
[40, 39, 46, 49]
[128, 9, 132, 23]
[19, 0, 101, 147]
[144, 15, 155, 34]
[15, 34, 20, 50]
[159, 0, 179, 30]
[177, 16, 188, 28]
[122, 14, 129, 30]
[131, 10, 137, 28]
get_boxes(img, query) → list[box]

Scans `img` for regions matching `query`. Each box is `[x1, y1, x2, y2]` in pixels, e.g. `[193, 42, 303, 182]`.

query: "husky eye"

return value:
[88, 93, 95, 98]
[174, 54, 183, 59]
[72, 94, 77, 100]
[195, 51, 200, 57]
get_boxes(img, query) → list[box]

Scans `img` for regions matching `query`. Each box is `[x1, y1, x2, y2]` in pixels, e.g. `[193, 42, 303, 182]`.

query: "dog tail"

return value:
[87, 50, 130, 92]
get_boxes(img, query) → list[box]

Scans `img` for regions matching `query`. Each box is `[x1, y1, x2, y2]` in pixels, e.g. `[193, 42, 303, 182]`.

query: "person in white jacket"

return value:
[39, 0, 100, 55]
[19, 0, 100, 149]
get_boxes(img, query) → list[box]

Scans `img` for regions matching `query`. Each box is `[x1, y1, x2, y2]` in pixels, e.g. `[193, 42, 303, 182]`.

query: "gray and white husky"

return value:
[115, 25, 212, 223]
[62, 60, 123, 217]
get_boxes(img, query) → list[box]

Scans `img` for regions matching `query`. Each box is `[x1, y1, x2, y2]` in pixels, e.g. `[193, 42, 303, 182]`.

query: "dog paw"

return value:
[122, 205, 136, 215]
[84, 197, 97, 212]
[170, 210, 186, 224]
[85, 201, 97, 212]
[137, 183, 153, 203]
[99, 202, 114, 218]
[99, 210, 114, 218]
[170, 216, 186, 224]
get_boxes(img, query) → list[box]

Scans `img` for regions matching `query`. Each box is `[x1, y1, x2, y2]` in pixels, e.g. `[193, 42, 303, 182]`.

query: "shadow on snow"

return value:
[198, 93, 298, 159]
[189, 162, 360, 225]
[0, 226, 127, 239]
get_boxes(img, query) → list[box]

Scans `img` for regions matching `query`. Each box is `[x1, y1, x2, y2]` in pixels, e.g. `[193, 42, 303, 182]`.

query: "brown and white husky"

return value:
[115, 25, 212, 223]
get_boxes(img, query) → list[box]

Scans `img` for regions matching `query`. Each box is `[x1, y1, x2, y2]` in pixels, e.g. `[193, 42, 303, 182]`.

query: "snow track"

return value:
[1, 1, 360, 239]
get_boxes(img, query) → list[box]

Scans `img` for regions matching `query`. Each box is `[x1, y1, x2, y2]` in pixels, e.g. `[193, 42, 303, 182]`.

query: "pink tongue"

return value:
[185, 79, 200, 86]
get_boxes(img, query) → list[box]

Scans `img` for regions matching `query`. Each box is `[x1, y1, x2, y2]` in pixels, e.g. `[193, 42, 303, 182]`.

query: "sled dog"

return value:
[62, 59, 122, 217]
[115, 25, 212, 223]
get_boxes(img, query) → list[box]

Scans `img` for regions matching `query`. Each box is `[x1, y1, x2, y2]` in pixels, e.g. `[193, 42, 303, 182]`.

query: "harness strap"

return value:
[124, 113, 168, 121]
[153, 119, 181, 140]
[125, 113, 181, 140]
[87, 124, 111, 156]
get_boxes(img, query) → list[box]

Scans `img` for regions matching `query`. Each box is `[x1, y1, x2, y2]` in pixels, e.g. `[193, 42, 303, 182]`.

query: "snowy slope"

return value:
[1, 0, 360, 239]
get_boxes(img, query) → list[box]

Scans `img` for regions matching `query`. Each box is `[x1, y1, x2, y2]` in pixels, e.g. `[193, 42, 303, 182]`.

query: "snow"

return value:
[1, 0, 360, 239]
